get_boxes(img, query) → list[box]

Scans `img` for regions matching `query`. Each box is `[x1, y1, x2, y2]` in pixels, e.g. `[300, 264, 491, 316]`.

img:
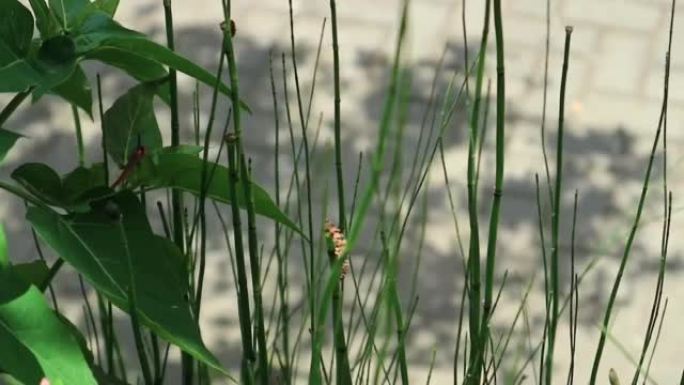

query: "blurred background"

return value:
[2, 0, 684, 383]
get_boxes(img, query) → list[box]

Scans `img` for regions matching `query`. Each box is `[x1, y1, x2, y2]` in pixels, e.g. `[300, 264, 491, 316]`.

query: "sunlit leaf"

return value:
[129, 152, 304, 237]
[0, 267, 97, 385]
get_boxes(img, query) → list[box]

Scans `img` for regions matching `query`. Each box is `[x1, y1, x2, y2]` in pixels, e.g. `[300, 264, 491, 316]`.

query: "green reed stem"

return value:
[71, 104, 85, 167]
[325, 3, 355, 374]
[195, 36, 227, 314]
[269, 52, 290, 385]
[545, 26, 573, 385]
[161, 0, 189, 381]
[329, 0, 347, 231]
[222, 4, 266, 381]
[0, 88, 31, 127]
[287, 0, 317, 347]
[243, 159, 270, 385]
[480, 0, 507, 365]
[589, 6, 674, 378]
[465, 1, 490, 380]
[310, 1, 409, 383]
[328, 249, 352, 385]
[224, 136, 255, 385]
[96, 75, 109, 184]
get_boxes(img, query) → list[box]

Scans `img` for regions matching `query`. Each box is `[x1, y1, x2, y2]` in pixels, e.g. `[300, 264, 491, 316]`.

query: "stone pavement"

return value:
[1, 0, 684, 383]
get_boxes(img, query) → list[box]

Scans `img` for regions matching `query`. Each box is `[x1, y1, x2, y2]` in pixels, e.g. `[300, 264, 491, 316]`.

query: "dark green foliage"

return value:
[102, 83, 162, 166]
[26, 191, 229, 375]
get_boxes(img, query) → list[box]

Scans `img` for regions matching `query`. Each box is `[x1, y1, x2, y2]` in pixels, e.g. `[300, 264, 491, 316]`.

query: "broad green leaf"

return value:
[71, 11, 250, 112]
[11, 162, 64, 206]
[102, 37, 235, 95]
[0, 224, 7, 269]
[0, 40, 19, 67]
[129, 152, 304, 236]
[11, 162, 111, 211]
[0, 59, 43, 92]
[28, 0, 58, 38]
[103, 83, 162, 166]
[54, 311, 131, 385]
[73, 11, 142, 53]
[12, 260, 50, 287]
[84, 46, 167, 81]
[32, 63, 77, 99]
[61, 163, 106, 202]
[0, 0, 34, 59]
[83, 46, 171, 104]
[0, 47, 76, 96]
[31, 37, 78, 98]
[0, 268, 97, 385]
[0, 128, 22, 164]
[26, 192, 230, 376]
[158, 145, 204, 155]
[49, 0, 91, 30]
[51, 65, 92, 116]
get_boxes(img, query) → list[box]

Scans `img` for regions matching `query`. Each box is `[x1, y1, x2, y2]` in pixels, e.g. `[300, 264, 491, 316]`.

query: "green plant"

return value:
[0, 0, 681, 384]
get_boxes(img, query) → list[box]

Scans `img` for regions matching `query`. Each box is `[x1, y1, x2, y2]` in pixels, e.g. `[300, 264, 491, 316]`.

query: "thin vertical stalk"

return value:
[195, 37, 227, 314]
[71, 104, 84, 166]
[481, 0, 507, 345]
[96, 75, 109, 183]
[224, 135, 255, 385]
[329, 0, 346, 231]
[546, 26, 572, 385]
[281, 53, 312, 307]
[222, 2, 266, 381]
[0, 88, 31, 126]
[328, 246, 352, 385]
[287, 0, 317, 345]
[161, 0, 188, 381]
[269, 51, 290, 385]
[567, 191, 579, 385]
[540, 0, 553, 206]
[161, 0, 183, 251]
[309, 0, 410, 382]
[589, 3, 674, 378]
[383, 235, 409, 385]
[464, 1, 490, 380]
[243, 159, 270, 385]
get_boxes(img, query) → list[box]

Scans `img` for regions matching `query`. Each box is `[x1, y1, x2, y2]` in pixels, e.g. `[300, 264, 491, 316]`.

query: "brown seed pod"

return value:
[324, 219, 349, 280]
[219, 20, 237, 37]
